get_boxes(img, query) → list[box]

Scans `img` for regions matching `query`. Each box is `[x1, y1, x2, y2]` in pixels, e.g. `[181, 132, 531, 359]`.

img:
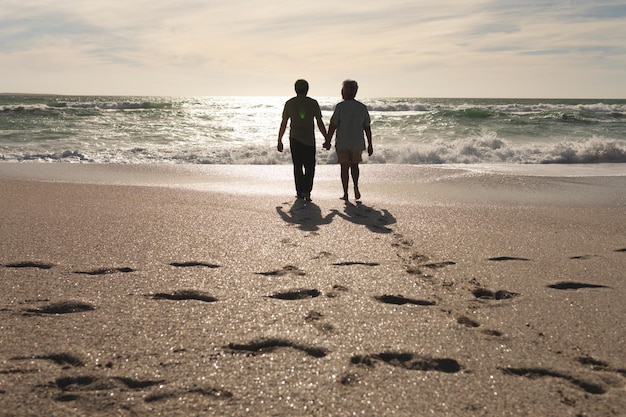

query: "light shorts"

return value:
[336, 149, 363, 164]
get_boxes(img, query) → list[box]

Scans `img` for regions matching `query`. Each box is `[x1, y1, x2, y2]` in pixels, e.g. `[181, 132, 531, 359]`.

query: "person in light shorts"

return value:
[324, 80, 373, 201]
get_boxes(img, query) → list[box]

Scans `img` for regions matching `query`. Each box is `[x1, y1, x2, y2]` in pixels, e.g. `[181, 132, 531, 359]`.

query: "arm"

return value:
[364, 125, 373, 156]
[277, 117, 288, 152]
[324, 122, 337, 150]
[316, 116, 328, 142]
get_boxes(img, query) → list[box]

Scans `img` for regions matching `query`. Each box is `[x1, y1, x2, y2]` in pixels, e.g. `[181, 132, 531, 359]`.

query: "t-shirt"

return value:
[330, 99, 371, 152]
[282, 96, 322, 147]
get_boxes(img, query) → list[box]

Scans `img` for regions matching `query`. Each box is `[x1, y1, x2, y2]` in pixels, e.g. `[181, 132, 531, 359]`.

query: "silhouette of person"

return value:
[323, 79, 373, 201]
[278, 79, 327, 201]
[276, 200, 336, 232]
[331, 203, 396, 233]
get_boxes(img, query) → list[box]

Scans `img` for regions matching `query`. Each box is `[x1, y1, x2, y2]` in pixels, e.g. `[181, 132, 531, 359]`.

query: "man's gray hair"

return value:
[342, 79, 358, 99]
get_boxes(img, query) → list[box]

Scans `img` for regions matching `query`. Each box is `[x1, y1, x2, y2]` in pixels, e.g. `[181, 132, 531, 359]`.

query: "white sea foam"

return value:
[4, 136, 624, 166]
[1, 95, 625, 166]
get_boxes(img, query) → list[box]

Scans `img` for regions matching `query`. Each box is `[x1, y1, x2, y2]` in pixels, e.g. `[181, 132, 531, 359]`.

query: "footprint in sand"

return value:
[422, 261, 456, 269]
[51, 375, 165, 403]
[256, 265, 305, 277]
[25, 301, 95, 315]
[227, 338, 327, 358]
[457, 315, 480, 328]
[305, 310, 324, 322]
[325, 284, 349, 298]
[169, 261, 220, 268]
[577, 356, 626, 377]
[73, 267, 135, 275]
[471, 288, 520, 300]
[405, 260, 455, 277]
[150, 290, 218, 303]
[374, 294, 436, 306]
[305, 310, 335, 333]
[390, 233, 456, 276]
[332, 261, 380, 267]
[569, 255, 597, 260]
[499, 367, 609, 395]
[351, 352, 462, 373]
[144, 385, 233, 403]
[456, 315, 503, 336]
[547, 282, 609, 290]
[268, 289, 320, 300]
[409, 252, 430, 263]
[312, 251, 333, 260]
[391, 233, 414, 250]
[339, 372, 362, 386]
[488, 256, 530, 262]
[4, 261, 55, 269]
[12, 353, 85, 368]
[405, 266, 431, 277]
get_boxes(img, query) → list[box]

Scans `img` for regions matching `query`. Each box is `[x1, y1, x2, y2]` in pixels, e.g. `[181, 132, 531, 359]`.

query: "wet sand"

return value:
[1, 163, 625, 416]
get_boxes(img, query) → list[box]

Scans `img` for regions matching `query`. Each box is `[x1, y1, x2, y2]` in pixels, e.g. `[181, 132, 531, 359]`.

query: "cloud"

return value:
[1, 0, 625, 97]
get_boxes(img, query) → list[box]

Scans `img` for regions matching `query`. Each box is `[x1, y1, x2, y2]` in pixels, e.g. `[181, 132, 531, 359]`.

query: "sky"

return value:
[1, 0, 626, 98]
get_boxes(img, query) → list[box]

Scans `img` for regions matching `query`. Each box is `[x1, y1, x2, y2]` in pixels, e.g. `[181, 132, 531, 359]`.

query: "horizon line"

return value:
[2, 92, 625, 101]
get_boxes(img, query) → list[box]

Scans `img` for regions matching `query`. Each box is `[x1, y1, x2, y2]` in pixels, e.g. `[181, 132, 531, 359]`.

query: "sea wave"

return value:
[368, 137, 626, 164]
[0, 104, 51, 113]
[3, 137, 625, 165]
[51, 101, 171, 110]
[0, 100, 170, 113]
[3, 96, 625, 115]
[361, 101, 626, 115]
[2, 95, 625, 166]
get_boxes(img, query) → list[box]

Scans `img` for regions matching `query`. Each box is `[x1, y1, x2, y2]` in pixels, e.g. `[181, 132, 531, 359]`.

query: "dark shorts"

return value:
[336, 149, 363, 164]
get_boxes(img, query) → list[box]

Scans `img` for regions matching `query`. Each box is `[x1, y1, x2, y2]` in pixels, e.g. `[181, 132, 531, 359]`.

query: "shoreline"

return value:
[1, 162, 625, 416]
[2, 161, 625, 182]
[1, 161, 625, 207]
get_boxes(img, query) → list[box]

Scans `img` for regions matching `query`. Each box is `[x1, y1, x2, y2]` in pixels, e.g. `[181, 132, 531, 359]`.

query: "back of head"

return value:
[295, 79, 309, 95]
[342, 79, 358, 99]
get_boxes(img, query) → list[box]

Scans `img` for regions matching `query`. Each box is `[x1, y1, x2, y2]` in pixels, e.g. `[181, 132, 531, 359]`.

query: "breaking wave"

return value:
[1, 95, 625, 166]
[3, 137, 624, 165]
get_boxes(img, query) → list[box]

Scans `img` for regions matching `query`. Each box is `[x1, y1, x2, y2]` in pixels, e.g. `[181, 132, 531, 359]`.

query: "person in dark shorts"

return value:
[277, 79, 327, 201]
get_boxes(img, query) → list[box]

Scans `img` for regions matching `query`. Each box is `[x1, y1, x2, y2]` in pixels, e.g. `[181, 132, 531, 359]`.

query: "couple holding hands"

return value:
[278, 79, 373, 202]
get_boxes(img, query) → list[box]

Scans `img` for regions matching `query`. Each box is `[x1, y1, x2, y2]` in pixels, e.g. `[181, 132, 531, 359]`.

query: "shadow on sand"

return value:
[276, 199, 396, 234]
[276, 199, 336, 232]
[332, 201, 396, 234]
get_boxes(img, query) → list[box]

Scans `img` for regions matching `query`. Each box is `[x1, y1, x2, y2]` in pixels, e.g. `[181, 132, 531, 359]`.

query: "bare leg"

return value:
[340, 163, 350, 200]
[351, 163, 361, 200]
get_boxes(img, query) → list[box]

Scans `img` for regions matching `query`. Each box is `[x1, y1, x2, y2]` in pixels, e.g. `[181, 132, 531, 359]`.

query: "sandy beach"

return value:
[1, 162, 625, 416]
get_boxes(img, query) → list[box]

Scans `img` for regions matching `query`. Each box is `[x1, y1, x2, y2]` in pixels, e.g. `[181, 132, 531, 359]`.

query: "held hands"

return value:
[323, 132, 332, 150]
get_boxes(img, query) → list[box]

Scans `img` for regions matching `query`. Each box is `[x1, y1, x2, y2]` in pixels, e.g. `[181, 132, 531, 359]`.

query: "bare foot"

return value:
[341, 194, 349, 201]
[355, 188, 361, 200]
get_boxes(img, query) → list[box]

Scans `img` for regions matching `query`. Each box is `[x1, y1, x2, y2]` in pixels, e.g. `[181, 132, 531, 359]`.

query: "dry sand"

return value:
[0, 163, 625, 416]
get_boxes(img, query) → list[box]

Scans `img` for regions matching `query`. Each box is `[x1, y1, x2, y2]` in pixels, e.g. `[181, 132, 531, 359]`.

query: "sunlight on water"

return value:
[1, 94, 625, 165]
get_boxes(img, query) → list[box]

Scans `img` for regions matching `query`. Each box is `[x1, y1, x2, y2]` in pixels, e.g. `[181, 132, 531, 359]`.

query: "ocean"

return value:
[1, 94, 625, 165]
